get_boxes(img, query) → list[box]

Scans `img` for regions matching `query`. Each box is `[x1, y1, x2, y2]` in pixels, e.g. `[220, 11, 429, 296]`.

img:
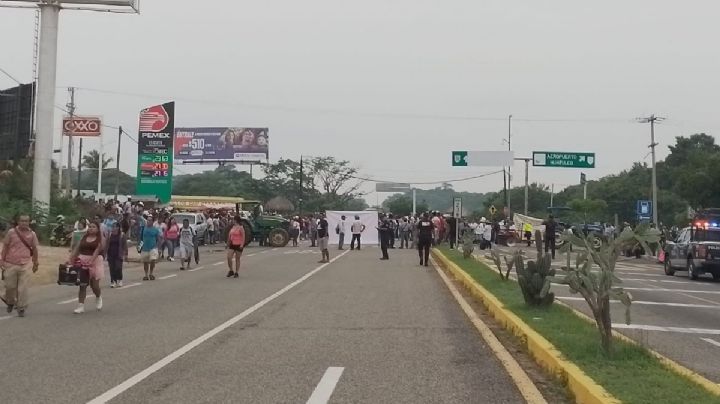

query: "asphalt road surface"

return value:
[1, 244, 526, 404]
[489, 243, 720, 383]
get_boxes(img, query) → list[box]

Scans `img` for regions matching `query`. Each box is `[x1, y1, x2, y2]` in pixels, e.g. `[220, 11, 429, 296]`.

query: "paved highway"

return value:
[1, 244, 527, 404]
[489, 244, 720, 383]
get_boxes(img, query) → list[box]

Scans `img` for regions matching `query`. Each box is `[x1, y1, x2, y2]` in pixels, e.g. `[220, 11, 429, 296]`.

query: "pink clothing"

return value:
[78, 254, 104, 281]
[165, 224, 180, 240]
[2, 229, 38, 266]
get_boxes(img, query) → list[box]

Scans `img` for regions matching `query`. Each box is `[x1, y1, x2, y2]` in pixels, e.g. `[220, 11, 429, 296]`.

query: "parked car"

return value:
[170, 212, 209, 245]
[664, 219, 720, 281]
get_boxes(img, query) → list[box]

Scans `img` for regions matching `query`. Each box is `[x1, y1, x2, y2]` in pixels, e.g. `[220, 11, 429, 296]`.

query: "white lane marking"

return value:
[557, 296, 720, 309]
[620, 278, 714, 285]
[212, 261, 224, 266]
[87, 249, 351, 404]
[188, 266, 205, 272]
[259, 250, 268, 254]
[0, 315, 12, 321]
[306, 367, 345, 404]
[246, 253, 257, 257]
[677, 292, 720, 306]
[272, 248, 279, 251]
[120, 282, 142, 290]
[58, 297, 78, 305]
[612, 323, 720, 335]
[701, 338, 720, 348]
[158, 274, 177, 280]
[562, 286, 720, 295]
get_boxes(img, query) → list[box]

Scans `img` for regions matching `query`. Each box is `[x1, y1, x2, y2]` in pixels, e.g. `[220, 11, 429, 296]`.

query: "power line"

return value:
[0, 66, 22, 85]
[351, 170, 504, 185]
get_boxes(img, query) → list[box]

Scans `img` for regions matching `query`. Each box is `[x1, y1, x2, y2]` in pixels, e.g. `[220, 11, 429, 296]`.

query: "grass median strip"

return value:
[437, 247, 720, 404]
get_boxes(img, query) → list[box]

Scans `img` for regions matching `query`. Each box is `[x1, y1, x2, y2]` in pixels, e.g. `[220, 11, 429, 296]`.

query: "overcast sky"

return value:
[1, 0, 719, 203]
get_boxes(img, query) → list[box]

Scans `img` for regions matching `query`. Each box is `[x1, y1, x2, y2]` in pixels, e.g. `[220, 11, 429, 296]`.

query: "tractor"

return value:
[235, 202, 291, 247]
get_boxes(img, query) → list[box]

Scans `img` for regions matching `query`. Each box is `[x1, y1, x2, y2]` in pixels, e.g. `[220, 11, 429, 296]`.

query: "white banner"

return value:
[325, 210, 379, 245]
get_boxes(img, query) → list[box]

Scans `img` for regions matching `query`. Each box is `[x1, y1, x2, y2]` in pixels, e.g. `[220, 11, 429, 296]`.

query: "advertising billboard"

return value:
[136, 102, 175, 204]
[174, 127, 269, 163]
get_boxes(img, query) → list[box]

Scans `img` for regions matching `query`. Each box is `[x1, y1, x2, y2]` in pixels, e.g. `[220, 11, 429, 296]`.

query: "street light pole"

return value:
[507, 114, 512, 212]
[637, 115, 664, 226]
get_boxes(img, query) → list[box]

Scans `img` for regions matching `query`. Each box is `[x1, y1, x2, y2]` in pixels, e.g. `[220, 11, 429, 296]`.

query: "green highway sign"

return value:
[452, 151, 468, 166]
[452, 150, 514, 167]
[533, 151, 595, 168]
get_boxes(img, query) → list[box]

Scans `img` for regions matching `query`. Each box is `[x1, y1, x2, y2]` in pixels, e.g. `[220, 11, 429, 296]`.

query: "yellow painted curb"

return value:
[474, 253, 720, 398]
[433, 249, 620, 404]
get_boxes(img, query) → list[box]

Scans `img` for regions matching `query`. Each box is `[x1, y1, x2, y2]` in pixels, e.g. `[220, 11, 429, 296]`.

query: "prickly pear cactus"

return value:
[515, 230, 555, 306]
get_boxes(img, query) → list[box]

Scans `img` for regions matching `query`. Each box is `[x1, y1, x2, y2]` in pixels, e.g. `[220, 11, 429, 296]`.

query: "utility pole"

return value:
[113, 125, 122, 201]
[507, 114, 512, 212]
[65, 86, 75, 195]
[412, 188, 417, 215]
[76, 138, 83, 198]
[524, 158, 529, 215]
[97, 125, 104, 198]
[550, 184, 554, 208]
[637, 115, 664, 226]
[299, 156, 304, 216]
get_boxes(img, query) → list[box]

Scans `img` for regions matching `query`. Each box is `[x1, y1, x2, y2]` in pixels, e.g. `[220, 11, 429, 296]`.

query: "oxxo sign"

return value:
[62, 116, 102, 137]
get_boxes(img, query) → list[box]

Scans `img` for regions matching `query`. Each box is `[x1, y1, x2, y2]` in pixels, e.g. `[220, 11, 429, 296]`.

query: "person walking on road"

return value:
[387, 214, 396, 249]
[140, 215, 163, 281]
[105, 222, 127, 288]
[68, 221, 105, 314]
[377, 214, 391, 260]
[309, 215, 318, 247]
[226, 215, 246, 278]
[317, 213, 330, 263]
[0, 214, 39, 317]
[163, 217, 179, 262]
[542, 214, 558, 259]
[336, 215, 347, 250]
[290, 217, 300, 247]
[447, 216, 457, 250]
[417, 213, 435, 266]
[178, 219, 196, 270]
[399, 217, 412, 249]
[350, 215, 365, 250]
[523, 222, 533, 247]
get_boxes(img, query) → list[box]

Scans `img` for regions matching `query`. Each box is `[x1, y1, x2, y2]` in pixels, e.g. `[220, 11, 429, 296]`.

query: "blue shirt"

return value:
[141, 226, 161, 251]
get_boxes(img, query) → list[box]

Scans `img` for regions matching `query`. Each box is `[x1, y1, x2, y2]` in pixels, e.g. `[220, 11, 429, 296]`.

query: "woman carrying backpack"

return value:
[226, 216, 246, 278]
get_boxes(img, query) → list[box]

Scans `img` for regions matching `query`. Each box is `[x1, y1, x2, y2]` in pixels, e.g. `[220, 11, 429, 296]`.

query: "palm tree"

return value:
[82, 150, 114, 170]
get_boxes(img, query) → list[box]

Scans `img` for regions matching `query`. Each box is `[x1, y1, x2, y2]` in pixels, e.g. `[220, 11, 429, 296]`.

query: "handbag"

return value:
[57, 262, 90, 286]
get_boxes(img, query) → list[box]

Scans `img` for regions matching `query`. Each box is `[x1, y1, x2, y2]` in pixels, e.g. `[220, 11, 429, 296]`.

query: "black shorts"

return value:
[228, 245, 243, 252]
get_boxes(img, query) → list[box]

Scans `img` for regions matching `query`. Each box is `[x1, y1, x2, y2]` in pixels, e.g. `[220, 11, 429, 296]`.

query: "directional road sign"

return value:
[452, 151, 514, 167]
[376, 182, 411, 192]
[533, 151, 596, 168]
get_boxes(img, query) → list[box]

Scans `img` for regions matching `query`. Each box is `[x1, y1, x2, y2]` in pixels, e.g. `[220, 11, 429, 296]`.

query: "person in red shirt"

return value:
[0, 214, 39, 317]
[226, 215, 246, 278]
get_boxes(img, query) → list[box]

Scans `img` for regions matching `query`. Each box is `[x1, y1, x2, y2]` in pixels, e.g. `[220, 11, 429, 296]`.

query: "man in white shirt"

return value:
[336, 215, 348, 250]
[350, 215, 366, 250]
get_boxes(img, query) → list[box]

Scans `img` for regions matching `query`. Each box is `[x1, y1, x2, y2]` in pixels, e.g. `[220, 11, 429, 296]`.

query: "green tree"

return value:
[81, 150, 114, 170]
[382, 194, 428, 216]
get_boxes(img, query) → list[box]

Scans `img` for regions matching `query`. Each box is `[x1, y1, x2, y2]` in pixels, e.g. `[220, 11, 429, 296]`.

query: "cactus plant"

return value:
[490, 249, 515, 281]
[516, 230, 555, 306]
[550, 224, 660, 354]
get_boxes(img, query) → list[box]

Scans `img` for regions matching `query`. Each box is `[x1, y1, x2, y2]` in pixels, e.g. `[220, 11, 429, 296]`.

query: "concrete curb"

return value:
[432, 249, 620, 404]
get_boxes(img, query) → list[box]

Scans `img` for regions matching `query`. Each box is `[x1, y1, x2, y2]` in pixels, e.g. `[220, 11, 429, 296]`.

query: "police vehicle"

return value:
[663, 209, 720, 281]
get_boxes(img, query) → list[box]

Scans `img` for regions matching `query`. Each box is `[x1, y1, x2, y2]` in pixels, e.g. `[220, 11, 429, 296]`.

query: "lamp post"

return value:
[0, 0, 138, 212]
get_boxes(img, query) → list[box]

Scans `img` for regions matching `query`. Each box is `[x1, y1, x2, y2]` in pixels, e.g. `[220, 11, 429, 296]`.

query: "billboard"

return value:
[136, 102, 175, 204]
[0, 83, 34, 160]
[174, 127, 269, 163]
[62, 116, 102, 136]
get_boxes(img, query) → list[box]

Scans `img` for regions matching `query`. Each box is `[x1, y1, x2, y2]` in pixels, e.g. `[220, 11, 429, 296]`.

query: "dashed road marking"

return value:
[158, 274, 177, 280]
[613, 323, 720, 335]
[188, 266, 205, 272]
[557, 296, 720, 309]
[0, 315, 12, 321]
[213, 261, 224, 266]
[701, 338, 720, 348]
[306, 367, 345, 404]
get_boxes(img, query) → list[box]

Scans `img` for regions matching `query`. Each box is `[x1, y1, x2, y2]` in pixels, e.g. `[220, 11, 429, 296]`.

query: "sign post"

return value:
[452, 151, 514, 167]
[533, 152, 596, 168]
[453, 197, 462, 247]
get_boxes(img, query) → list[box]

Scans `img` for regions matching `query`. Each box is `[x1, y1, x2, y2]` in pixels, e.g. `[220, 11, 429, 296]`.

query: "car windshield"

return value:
[172, 214, 196, 225]
[694, 229, 720, 242]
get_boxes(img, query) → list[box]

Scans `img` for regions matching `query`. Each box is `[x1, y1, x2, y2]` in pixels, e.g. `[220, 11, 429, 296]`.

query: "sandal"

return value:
[149, 275, 156, 280]
[142, 276, 149, 281]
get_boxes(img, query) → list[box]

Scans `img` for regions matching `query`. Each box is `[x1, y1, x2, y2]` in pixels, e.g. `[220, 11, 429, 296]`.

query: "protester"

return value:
[140, 215, 163, 281]
[447, 216, 457, 250]
[290, 216, 300, 247]
[336, 215, 347, 250]
[226, 215, 245, 278]
[163, 217, 180, 262]
[417, 213, 434, 266]
[350, 215, 365, 250]
[105, 222, 127, 288]
[523, 222, 533, 247]
[68, 221, 105, 314]
[178, 219, 196, 270]
[317, 213, 330, 263]
[71, 217, 88, 251]
[399, 217, 412, 249]
[387, 214, 396, 248]
[0, 214, 39, 317]
[431, 212, 442, 246]
[309, 215, 318, 247]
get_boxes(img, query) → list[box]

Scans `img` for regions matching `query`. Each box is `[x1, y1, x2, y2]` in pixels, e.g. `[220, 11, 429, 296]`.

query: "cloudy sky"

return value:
[1, 0, 718, 202]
